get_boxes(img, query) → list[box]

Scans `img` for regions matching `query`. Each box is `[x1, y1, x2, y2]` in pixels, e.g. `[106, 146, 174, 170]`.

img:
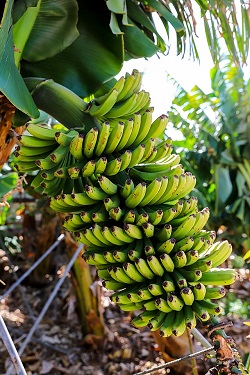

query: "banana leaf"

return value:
[13, 0, 79, 62]
[21, 0, 123, 97]
[0, 0, 39, 117]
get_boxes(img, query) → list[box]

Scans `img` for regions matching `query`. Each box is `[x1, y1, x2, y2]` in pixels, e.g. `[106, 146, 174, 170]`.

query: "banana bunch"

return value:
[14, 70, 237, 337]
[87, 69, 150, 120]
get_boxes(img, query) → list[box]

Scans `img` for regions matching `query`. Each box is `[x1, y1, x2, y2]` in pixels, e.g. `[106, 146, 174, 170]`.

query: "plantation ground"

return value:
[0, 245, 249, 375]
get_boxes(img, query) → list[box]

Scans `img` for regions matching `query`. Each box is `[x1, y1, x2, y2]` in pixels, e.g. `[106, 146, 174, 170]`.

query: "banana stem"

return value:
[24, 78, 98, 131]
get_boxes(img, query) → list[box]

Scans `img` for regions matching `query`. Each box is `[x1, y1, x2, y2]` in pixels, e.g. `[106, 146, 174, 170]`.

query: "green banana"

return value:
[172, 214, 197, 241]
[101, 226, 125, 246]
[171, 310, 186, 337]
[55, 129, 78, 146]
[115, 118, 134, 151]
[186, 249, 199, 266]
[95, 156, 108, 174]
[155, 174, 180, 204]
[205, 286, 226, 299]
[123, 262, 146, 282]
[82, 160, 96, 177]
[199, 240, 232, 267]
[159, 311, 176, 337]
[105, 157, 122, 176]
[198, 299, 222, 315]
[125, 182, 147, 208]
[192, 301, 210, 322]
[119, 150, 133, 171]
[199, 268, 238, 286]
[154, 224, 172, 241]
[123, 209, 136, 224]
[92, 224, 113, 246]
[147, 311, 166, 331]
[128, 143, 146, 167]
[27, 124, 59, 140]
[83, 127, 99, 158]
[134, 258, 155, 279]
[109, 206, 124, 221]
[166, 294, 184, 311]
[155, 297, 173, 313]
[157, 238, 176, 254]
[192, 282, 207, 300]
[184, 305, 196, 330]
[123, 223, 143, 240]
[140, 138, 156, 163]
[173, 236, 195, 253]
[148, 283, 164, 297]
[141, 222, 155, 238]
[172, 269, 188, 288]
[103, 194, 120, 211]
[102, 280, 126, 291]
[173, 250, 187, 268]
[94, 121, 110, 156]
[159, 253, 175, 272]
[69, 133, 85, 160]
[178, 269, 202, 282]
[145, 114, 168, 141]
[162, 274, 175, 292]
[125, 112, 141, 147]
[128, 240, 144, 261]
[132, 108, 153, 147]
[85, 184, 108, 200]
[138, 178, 162, 206]
[18, 134, 57, 148]
[104, 121, 125, 154]
[89, 88, 119, 117]
[15, 144, 55, 157]
[111, 226, 135, 243]
[120, 179, 134, 199]
[71, 192, 99, 206]
[146, 209, 163, 225]
[116, 71, 137, 102]
[147, 255, 165, 277]
[180, 287, 195, 306]
[106, 92, 138, 118]
[95, 76, 125, 104]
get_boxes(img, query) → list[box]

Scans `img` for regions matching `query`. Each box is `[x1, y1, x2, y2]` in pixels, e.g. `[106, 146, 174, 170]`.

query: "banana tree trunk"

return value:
[0, 94, 24, 168]
[65, 233, 105, 341]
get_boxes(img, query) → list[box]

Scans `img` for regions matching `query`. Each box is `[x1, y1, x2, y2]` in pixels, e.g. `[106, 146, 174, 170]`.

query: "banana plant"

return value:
[169, 57, 250, 252]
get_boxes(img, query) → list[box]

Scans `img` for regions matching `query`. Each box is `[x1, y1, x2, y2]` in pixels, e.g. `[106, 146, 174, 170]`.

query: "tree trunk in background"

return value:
[65, 233, 105, 344]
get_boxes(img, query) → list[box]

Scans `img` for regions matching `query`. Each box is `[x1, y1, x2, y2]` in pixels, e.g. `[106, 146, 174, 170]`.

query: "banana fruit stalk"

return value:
[15, 70, 237, 337]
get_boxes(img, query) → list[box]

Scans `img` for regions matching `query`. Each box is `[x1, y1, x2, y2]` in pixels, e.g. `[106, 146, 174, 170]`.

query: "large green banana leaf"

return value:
[13, 0, 79, 62]
[21, 0, 124, 97]
[0, 0, 39, 117]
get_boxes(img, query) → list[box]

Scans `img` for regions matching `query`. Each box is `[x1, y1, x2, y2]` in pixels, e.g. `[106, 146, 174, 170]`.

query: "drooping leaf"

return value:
[0, 0, 39, 117]
[21, 0, 123, 97]
[13, 0, 79, 62]
[145, 0, 183, 32]
[121, 17, 159, 59]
